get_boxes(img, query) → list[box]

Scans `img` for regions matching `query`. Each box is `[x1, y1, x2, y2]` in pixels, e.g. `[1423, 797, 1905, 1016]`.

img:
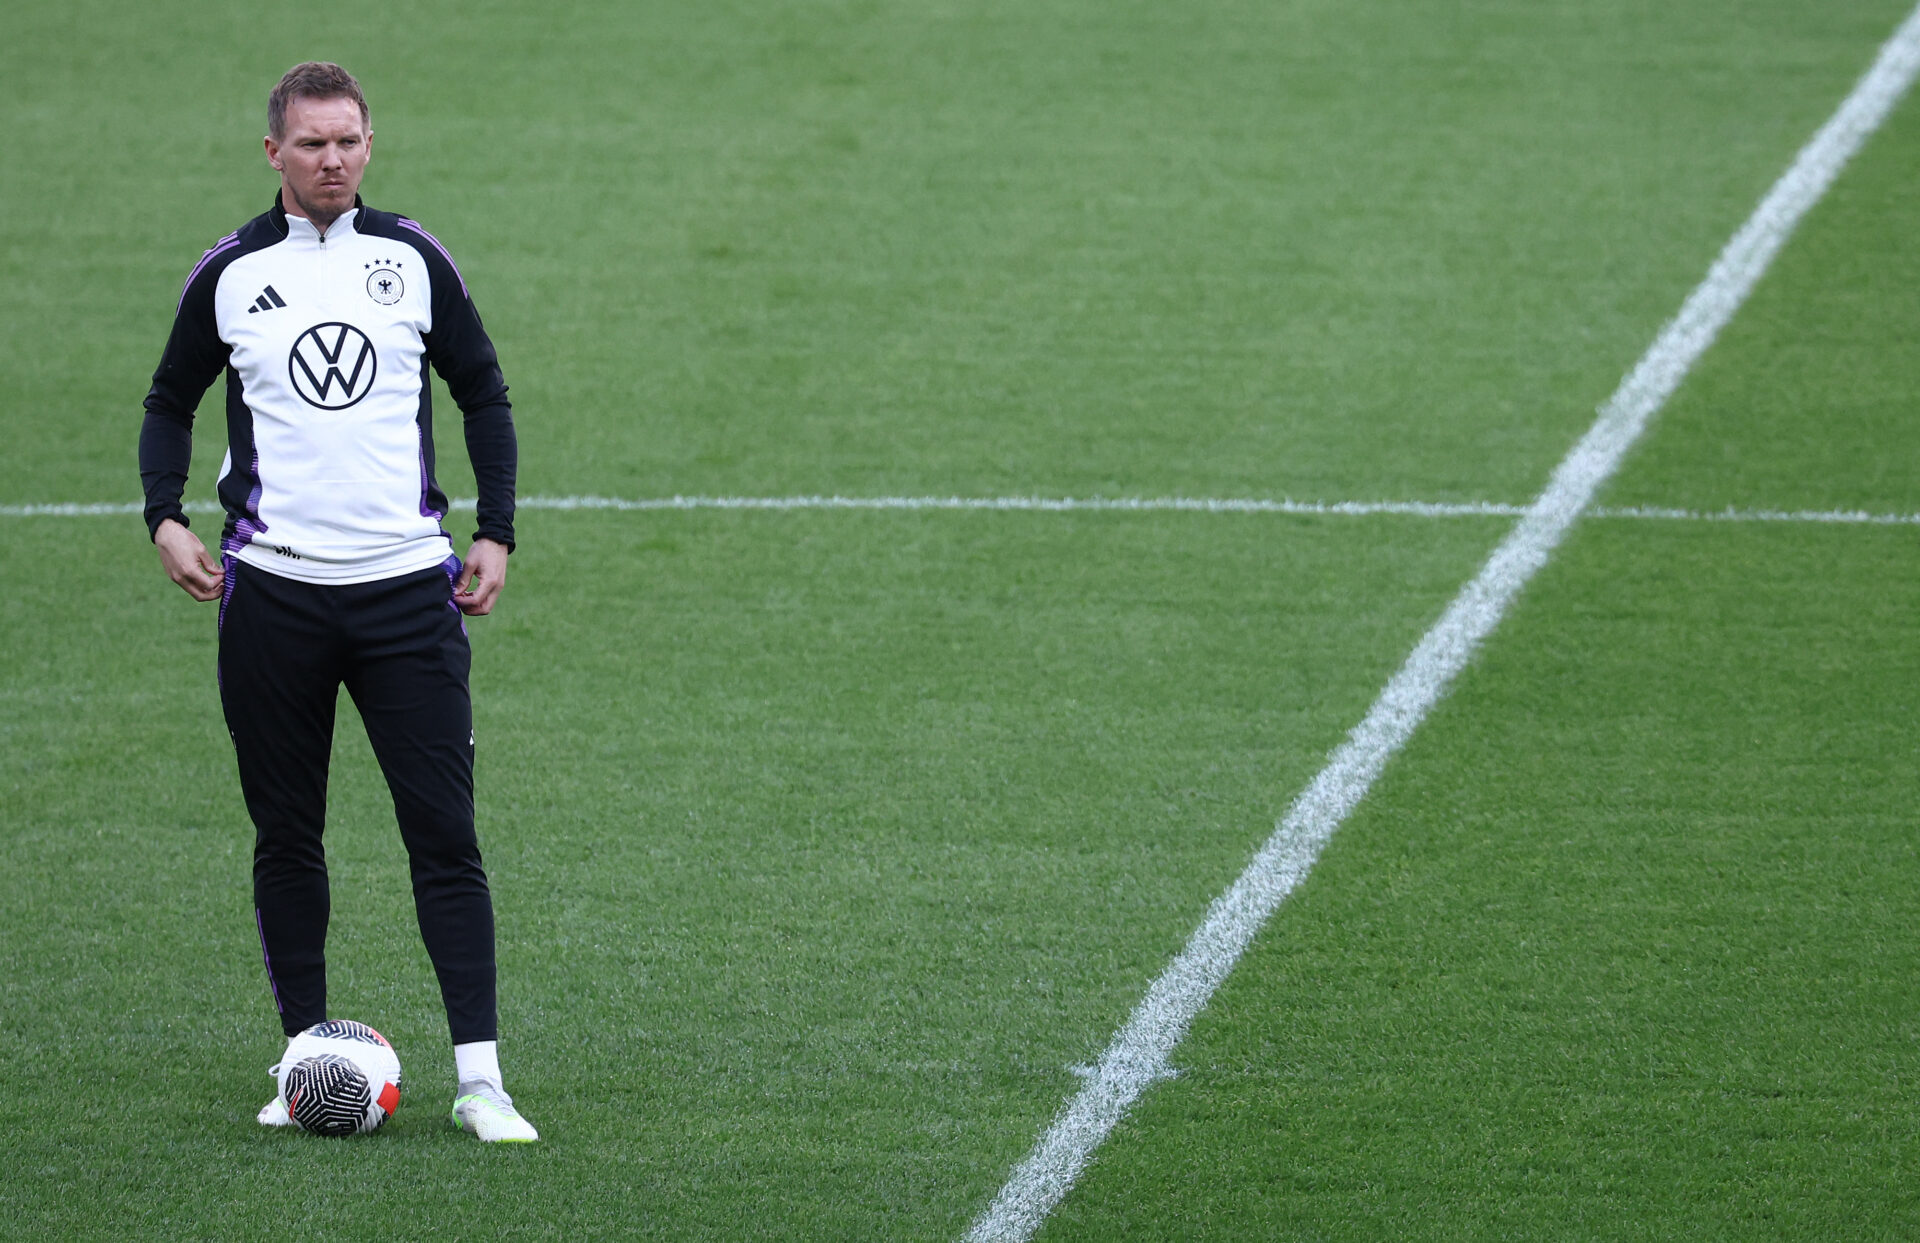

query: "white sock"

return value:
[454, 1040, 503, 1090]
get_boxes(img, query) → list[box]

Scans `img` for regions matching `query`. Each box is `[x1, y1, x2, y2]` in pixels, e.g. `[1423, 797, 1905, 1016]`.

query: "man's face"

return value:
[265, 95, 371, 225]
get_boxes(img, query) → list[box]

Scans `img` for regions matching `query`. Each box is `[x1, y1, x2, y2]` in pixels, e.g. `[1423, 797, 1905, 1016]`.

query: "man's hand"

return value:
[454, 538, 510, 616]
[155, 518, 224, 602]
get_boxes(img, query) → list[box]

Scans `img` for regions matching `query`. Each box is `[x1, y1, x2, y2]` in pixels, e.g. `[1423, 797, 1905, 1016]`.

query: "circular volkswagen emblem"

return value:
[288, 322, 378, 410]
[366, 268, 404, 305]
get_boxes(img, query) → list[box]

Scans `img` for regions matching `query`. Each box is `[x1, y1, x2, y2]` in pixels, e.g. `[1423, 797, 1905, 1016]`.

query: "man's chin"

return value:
[290, 188, 356, 223]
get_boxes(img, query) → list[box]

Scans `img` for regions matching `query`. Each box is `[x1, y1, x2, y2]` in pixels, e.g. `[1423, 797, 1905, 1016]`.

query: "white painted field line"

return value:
[533, 495, 1920, 525]
[1596, 503, 1920, 526]
[963, 9, 1920, 1243]
[17, 494, 1508, 518]
[13, 494, 1920, 525]
[514, 493, 1525, 516]
[0, 500, 171, 517]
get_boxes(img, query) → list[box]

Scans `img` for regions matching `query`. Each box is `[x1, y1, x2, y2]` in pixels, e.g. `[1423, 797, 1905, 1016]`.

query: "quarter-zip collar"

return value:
[269, 194, 365, 245]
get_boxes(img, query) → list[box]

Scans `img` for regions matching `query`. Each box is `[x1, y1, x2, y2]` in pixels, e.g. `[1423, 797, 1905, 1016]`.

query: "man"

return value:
[140, 62, 536, 1142]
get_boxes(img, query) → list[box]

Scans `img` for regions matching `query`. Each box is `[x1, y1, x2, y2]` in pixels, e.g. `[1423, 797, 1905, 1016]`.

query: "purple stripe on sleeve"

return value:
[176, 233, 241, 312]
[396, 219, 469, 298]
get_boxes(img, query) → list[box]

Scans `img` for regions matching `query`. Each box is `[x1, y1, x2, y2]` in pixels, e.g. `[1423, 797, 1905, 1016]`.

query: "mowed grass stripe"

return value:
[973, 6, 1920, 1239]
[0, 512, 1502, 1238]
[7, 3, 1916, 1240]
[1039, 25, 1920, 1243]
[1604, 7, 1920, 519]
[1039, 522, 1920, 1241]
[5, 4, 1898, 509]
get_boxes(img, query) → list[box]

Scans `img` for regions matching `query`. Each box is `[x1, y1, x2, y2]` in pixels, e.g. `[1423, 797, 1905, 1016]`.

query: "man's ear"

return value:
[264, 134, 283, 172]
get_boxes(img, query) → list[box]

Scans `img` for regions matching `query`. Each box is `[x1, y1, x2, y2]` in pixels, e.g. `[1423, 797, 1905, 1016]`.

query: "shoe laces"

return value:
[457, 1079, 518, 1112]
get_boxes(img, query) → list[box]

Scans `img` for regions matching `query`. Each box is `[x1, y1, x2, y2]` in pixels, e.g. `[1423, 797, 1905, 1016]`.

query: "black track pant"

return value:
[218, 557, 497, 1044]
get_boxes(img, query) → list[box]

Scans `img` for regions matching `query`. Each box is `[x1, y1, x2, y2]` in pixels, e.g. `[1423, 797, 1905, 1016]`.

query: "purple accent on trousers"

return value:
[216, 555, 239, 690]
[440, 554, 468, 632]
[256, 907, 285, 1015]
[218, 554, 239, 633]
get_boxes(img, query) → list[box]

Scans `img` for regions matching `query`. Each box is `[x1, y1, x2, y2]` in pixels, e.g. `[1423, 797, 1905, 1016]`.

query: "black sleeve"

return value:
[140, 258, 230, 540]
[416, 228, 518, 552]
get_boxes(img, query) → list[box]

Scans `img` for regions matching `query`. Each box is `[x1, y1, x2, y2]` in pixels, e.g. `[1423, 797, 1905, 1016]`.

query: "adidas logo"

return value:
[247, 285, 288, 314]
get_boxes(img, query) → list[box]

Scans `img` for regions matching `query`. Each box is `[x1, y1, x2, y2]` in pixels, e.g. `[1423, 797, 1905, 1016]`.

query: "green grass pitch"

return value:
[4, 0, 1919, 1238]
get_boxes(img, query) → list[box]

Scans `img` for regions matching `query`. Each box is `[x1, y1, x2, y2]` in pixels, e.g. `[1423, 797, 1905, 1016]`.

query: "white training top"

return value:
[141, 199, 517, 584]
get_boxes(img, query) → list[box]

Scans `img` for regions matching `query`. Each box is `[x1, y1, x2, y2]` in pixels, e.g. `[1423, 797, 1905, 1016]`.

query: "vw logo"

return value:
[289, 322, 378, 409]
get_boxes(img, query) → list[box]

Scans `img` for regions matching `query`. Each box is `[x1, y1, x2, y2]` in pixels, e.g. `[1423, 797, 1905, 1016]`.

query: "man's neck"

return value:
[280, 188, 351, 236]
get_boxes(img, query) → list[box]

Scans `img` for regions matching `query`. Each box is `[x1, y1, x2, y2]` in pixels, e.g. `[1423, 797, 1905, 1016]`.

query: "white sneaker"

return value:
[258, 1062, 294, 1126]
[451, 1080, 539, 1142]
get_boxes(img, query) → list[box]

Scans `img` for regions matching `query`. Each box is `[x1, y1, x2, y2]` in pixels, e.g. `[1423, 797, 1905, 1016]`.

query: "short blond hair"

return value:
[268, 62, 369, 139]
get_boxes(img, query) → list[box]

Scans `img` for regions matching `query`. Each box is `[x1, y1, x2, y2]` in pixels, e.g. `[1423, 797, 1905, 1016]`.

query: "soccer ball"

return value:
[276, 1020, 403, 1136]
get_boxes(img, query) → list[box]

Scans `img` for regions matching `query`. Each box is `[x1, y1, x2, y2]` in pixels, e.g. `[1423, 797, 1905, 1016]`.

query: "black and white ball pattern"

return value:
[286, 1054, 374, 1137]
[275, 1019, 404, 1136]
[305, 1019, 390, 1047]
